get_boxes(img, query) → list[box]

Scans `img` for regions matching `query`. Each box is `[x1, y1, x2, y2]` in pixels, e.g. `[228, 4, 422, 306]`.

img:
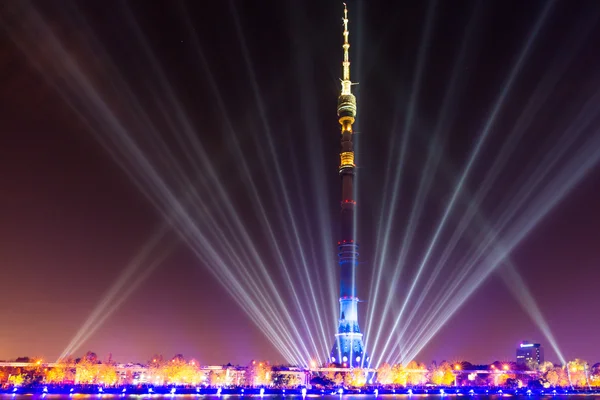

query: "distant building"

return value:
[516, 341, 544, 367]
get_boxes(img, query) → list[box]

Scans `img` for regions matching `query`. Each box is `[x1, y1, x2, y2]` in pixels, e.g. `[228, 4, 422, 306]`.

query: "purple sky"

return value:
[1, 0, 599, 366]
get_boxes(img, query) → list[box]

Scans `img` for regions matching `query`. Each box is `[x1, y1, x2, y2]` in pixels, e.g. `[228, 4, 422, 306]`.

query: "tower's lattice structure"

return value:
[329, 4, 368, 368]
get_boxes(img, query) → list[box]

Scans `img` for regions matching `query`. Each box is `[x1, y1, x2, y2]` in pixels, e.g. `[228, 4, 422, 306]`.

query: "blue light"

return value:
[469, 390, 474, 395]
[526, 390, 532, 396]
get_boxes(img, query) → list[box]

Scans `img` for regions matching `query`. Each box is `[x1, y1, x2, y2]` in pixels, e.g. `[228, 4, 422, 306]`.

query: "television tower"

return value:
[329, 3, 368, 368]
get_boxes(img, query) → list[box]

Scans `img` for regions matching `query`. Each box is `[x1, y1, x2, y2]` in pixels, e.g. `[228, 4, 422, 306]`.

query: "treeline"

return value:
[1, 352, 599, 389]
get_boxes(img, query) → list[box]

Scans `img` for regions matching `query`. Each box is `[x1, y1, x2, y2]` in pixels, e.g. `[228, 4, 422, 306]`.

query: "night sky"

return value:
[1, 0, 600, 366]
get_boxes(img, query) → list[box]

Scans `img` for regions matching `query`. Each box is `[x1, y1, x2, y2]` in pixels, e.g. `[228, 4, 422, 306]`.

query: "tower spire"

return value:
[341, 3, 352, 95]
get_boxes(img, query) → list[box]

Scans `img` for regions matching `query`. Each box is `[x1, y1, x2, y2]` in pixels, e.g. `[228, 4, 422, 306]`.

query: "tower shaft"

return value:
[329, 3, 368, 368]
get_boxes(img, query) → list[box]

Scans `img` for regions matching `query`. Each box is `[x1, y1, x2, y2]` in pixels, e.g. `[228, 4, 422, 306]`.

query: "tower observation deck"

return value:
[329, 3, 368, 368]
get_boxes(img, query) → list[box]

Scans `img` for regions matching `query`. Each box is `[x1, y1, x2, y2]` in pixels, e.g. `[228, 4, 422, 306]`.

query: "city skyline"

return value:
[1, 0, 600, 366]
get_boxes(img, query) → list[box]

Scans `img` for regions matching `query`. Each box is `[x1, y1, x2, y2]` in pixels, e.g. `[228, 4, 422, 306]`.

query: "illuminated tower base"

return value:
[330, 272, 368, 367]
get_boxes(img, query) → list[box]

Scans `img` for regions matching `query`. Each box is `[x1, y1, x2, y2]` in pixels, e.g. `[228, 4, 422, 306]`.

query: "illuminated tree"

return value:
[148, 355, 167, 385]
[75, 355, 99, 384]
[273, 372, 303, 388]
[391, 363, 408, 386]
[245, 361, 272, 387]
[567, 359, 589, 387]
[163, 355, 202, 386]
[539, 361, 554, 373]
[496, 372, 516, 386]
[46, 367, 67, 384]
[545, 366, 570, 387]
[406, 361, 427, 386]
[83, 351, 99, 363]
[45, 358, 75, 384]
[323, 363, 337, 382]
[333, 372, 344, 387]
[545, 369, 559, 387]
[8, 374, 25, 386]
[376, 362, 393, 385]
[430, 362, 454, 386]
[347, 369, 366, 387]
[97, 363, 118, 386]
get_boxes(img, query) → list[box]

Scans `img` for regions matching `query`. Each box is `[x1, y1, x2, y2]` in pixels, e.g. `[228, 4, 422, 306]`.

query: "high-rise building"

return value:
[329, 4, 368, 368]
[516, 341, 544, 366]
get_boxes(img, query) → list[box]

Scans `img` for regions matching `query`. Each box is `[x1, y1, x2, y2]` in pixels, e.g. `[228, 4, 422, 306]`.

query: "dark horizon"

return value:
[1, 0, 600, 366]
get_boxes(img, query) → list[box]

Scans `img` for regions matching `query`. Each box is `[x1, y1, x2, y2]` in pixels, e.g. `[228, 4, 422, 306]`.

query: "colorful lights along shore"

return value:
[329, 4, 369, 368]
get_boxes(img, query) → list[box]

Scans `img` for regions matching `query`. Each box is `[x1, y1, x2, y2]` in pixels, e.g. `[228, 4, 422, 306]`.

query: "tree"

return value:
[245, 361, 272, 387]
[8, 374, 25, 386]
[45, 358, 75, 384]
[377, 363, 393, 385]
[310, 375, 334, 388]
[391, 363, 408, 386]
[163, 355, 202, 386]
[333, 372, 344, 387]
[347, 369, 366, 387]
[430, 362, 454, 386]
[539, 361, 554, 373]
[545, 366, 570, 387]
[97, 363, 118, 386]
[568, 359, 590, 387]
[526, 360, 540, 371]
[545, 369, 559, 387]
[273, 372, 302, 388]
[75, 354, 99, 384]
[83, 351, 98, 363]
[406, 361, 426, 386]
[148, 355, 166, 385]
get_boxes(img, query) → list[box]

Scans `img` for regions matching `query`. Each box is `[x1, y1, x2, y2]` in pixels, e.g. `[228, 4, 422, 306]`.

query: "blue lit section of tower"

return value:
[329, 4, 368, 368]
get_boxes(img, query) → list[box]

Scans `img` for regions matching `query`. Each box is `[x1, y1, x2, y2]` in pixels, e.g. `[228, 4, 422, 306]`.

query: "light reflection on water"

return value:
[3, 395, 600, 400]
